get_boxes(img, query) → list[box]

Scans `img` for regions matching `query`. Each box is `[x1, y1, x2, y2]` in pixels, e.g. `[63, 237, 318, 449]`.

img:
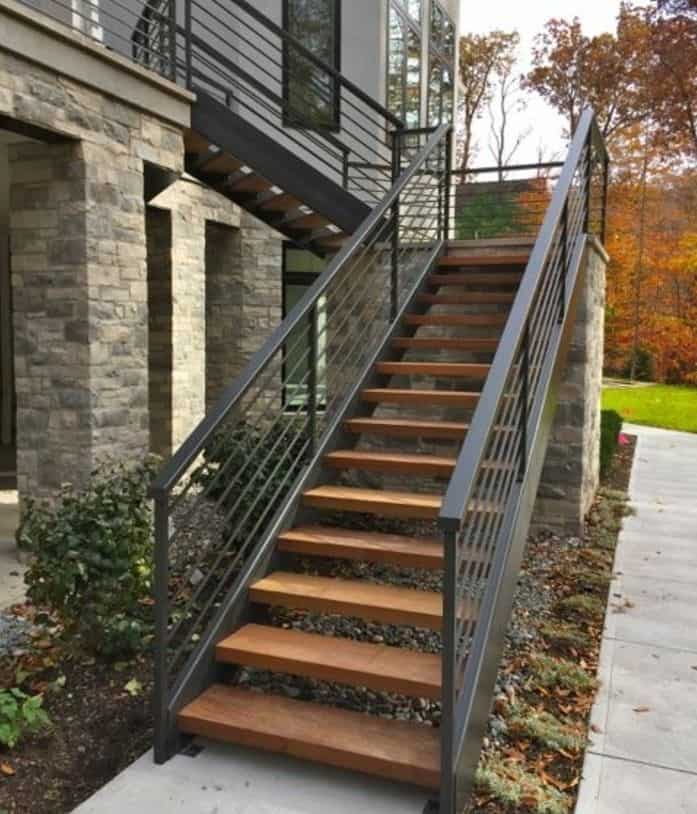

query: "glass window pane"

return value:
[428, 60, 442, 126]
[441, 64, 454, 123]
[285, 0, 340, 129]
[387, 4, 406, 121]
[406, 0, 422, 23]
[405, 26, 421, 128]
[430, 2, 443, 52]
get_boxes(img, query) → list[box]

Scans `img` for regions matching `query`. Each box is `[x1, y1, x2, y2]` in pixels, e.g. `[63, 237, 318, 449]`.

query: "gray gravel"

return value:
[0, 611, 32, 657]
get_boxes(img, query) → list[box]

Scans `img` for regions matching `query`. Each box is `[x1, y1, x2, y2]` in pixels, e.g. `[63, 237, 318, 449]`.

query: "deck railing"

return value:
[437, 108, 609, 812]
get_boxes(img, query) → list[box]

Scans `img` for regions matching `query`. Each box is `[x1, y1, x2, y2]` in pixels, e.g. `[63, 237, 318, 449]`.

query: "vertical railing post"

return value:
[168, 0, 177, 82]
[390, 131, 402, 321]
[153, 491, 170, 763]
[439, 524, 458, 814]
[583, 136, 593, 235]
[443, 127, 453, 242]
[184, 0, 192, 90]
[560, 199, 569, 323]
[307, 304, 318, 458]
[600, 153, 610, 245]
[517, 324, 529, 483]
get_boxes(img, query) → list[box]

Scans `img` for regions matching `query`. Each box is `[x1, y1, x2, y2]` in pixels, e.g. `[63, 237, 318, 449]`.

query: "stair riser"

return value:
[302, 493, 441, 520]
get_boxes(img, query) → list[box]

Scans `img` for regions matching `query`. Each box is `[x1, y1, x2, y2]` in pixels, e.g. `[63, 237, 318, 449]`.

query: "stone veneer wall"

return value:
[205, 211, 283, 411]
[1, 48, 183, 498]
[532, 239, 608, 536]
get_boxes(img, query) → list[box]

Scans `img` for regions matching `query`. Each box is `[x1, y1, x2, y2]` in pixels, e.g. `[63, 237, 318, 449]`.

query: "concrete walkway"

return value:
[576, 424, 697, 814]
[0, 489, 23, 608]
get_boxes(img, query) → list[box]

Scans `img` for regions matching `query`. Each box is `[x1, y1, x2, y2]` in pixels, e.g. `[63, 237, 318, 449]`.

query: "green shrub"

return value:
[529, 654, 597, 694]
[0, 689, 51, 748]
[507, 704, 586, 752]
[600, 409, 623, 478]
[20, 459, 158, 657]
[475, 758, 571, 814]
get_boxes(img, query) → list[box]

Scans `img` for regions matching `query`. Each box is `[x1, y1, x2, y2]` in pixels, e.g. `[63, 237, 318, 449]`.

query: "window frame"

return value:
[427, 0, 456, 127]
[282, 0, 343, 132]
[386, 0, 423, 130]
[281, 244, 328, 413]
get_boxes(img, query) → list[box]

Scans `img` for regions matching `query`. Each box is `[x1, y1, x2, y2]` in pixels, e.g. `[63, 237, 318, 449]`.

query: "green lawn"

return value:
[602, 383, 697, 434]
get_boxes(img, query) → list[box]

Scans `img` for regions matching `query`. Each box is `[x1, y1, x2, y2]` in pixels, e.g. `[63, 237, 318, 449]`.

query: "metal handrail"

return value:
[440, 109, 599, 527]
[437, 107, 609, 812]
[150, 123, 449, 497]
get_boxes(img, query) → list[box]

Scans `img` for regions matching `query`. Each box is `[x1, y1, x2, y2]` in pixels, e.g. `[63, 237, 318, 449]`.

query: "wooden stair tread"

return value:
[178, 684, 440, 789]
[278, 524, 444, 569]
[439, 253, 529, 267]
[302, 484, 442, 519]
[362, 388, 480, 407]
[287, 212, 329, 230]
[404, 313, 507, 327]
[250, 571, 444, 630]
[216, 623, 442, 698]
[258, 192, 302, 212]
[325, 449, 457, 477]
[392, 337, 500, 352]
[430, 272, 523, 287]
[417, 292, 515, 305]
[202, 153, 243, 176]
[376, 362, 491, 378]
[184, 129, 212, 154]
[230, 173, 272, 193]
[344, 417, 469, 439]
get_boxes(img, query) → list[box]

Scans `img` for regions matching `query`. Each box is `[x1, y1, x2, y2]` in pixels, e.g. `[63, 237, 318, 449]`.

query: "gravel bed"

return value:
[0, 611, 33, 658]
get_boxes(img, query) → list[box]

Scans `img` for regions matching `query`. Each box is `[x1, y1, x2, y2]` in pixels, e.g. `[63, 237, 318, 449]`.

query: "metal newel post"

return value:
[444, 127, 453, 241]
[600, 154, 610, 245]
[153, 491, 170, 763]
[390, 131, 402, 321]
[583, 136, 592, 235]
[184, 0, 192, 90]
[307, 305, 318, 457]
[439, 524, 458, 814]
[518, 323, 530, 483]
[560, 199, 569, 323]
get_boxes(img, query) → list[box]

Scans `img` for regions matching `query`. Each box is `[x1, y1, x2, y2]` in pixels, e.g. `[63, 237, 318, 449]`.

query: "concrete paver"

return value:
[576, 424, 697, 813]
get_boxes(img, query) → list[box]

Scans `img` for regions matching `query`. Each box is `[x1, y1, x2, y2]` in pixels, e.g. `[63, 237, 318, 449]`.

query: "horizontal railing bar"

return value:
[204, 0, 403, 129]
[452, 161, 564, 175]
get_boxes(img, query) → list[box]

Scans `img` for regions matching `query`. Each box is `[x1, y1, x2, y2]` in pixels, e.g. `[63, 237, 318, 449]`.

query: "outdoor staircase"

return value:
[175, 247, 529, 789]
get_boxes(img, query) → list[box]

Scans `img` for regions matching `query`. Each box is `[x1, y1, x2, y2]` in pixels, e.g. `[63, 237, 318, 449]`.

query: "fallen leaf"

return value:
[633, 705, 651, 713]
[124, 678, 142, 697]
[1, 763, 15, 776]
[590, 723, 603, 734]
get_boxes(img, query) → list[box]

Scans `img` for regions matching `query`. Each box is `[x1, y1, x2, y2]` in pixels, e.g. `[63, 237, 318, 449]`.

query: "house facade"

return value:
[0, 0, 461, 503]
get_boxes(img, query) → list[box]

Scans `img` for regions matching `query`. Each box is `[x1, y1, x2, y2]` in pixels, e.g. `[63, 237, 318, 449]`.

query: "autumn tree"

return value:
[642, 0, 697, 159]
[524, 8, 650, 144]
[457, 30, 518, 169]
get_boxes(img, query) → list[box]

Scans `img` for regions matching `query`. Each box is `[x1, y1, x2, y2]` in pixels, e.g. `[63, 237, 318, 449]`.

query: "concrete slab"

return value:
[0, 489, 24, 608]
[605, 573, 697, 654]
[576, 752, 697, 814]
[576, 424, 697, 813]
[72, 739, 430, 814]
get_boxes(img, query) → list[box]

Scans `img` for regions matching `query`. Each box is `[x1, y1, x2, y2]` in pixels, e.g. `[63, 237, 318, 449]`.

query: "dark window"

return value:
[282, 246, 328, 410]
[283, 0, 341, 130]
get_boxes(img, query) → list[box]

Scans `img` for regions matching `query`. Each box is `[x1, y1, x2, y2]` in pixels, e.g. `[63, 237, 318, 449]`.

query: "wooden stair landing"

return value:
[178, 684, 441, 789]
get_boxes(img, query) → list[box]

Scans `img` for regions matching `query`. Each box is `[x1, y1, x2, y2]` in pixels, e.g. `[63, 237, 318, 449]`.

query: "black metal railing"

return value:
[175, 0, 404, 205]
[149, 123, 452, 761]
[437, 108, 609, 813]
[15, 0, 177, 80]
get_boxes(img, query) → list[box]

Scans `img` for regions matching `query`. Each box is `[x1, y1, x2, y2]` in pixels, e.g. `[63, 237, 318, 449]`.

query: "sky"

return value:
[460, 0, 623, 164]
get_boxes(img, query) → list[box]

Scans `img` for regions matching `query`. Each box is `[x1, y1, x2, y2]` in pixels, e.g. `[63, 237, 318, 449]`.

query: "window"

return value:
[387, 2, 422, 128]
[283, 247, 328, 410]
[428, 0, 455, 126]
[283, 0, 341, 130]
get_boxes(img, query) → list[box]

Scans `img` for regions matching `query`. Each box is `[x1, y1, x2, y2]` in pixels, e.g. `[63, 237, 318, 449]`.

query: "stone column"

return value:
[9, 138, 150, 498]
[533, 238, 608, 536]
